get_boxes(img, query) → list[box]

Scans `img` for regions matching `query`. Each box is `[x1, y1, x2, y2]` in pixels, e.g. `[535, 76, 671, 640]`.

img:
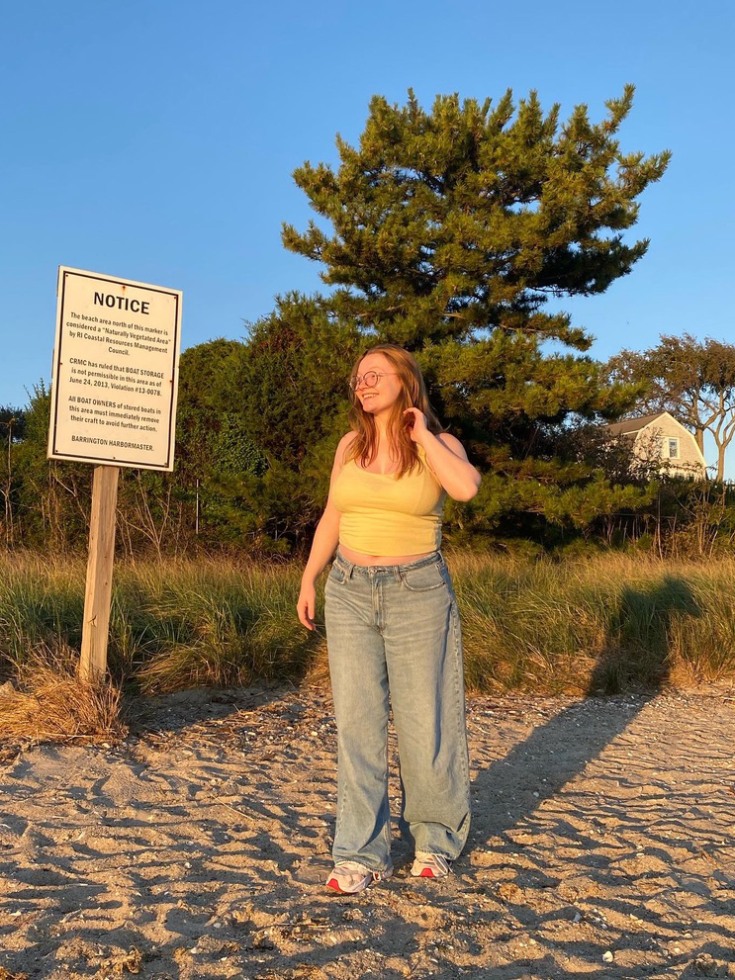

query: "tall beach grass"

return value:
[452, 551, 735, 693]
[1, 551, 734, 698]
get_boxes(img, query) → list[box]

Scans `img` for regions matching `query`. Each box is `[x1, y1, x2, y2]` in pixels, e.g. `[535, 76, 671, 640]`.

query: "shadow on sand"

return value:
[470, 573, 702, 846]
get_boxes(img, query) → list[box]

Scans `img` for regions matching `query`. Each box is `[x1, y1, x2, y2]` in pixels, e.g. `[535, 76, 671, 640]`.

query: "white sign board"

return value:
[48, 267, 182, 471]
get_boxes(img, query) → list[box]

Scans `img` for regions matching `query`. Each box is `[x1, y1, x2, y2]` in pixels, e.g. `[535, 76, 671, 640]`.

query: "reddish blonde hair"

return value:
[346, 344, 442, 476]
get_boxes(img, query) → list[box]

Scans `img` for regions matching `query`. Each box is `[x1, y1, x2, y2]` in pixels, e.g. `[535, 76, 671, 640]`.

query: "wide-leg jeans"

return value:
[324, 550, 471, 872]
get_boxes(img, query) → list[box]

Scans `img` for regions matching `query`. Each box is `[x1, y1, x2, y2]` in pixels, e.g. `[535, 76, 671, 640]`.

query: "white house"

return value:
[605, 411, 707, 480]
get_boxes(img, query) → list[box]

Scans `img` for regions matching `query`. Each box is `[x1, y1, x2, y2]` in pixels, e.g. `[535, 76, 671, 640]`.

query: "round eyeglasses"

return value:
[349, 370, 399, 391]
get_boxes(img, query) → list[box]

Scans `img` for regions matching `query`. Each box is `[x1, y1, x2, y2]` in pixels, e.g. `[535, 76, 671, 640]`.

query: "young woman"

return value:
[297, 343, 481, 894]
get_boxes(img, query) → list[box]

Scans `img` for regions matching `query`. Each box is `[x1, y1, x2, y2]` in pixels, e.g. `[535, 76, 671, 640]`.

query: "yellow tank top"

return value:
[332, 450, 445, 556]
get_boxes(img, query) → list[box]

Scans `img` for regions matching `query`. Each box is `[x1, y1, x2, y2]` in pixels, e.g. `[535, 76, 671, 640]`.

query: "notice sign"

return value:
[48, 267, 182, 471]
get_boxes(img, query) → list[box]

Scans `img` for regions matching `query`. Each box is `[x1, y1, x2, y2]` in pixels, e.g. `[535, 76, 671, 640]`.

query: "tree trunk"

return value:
[717, 446, 726, 483]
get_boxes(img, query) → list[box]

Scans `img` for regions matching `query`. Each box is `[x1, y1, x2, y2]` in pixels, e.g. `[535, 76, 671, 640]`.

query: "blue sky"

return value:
[2, 0, 733, 470]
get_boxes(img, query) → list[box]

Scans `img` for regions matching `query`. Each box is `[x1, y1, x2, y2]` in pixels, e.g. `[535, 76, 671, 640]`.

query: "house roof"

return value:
[606, 412, 671, 436]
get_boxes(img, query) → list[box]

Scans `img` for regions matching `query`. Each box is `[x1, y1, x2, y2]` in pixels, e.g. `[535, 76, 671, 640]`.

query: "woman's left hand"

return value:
[403, 407, 429, 443]
[403, 411, 482, 501]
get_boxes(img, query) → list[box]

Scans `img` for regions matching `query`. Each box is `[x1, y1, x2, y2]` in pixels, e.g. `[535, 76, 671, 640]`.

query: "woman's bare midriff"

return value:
[338, 544, 435, 567]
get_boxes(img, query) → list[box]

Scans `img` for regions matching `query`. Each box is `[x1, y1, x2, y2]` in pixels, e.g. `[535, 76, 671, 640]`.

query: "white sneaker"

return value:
[411, 852, 451, 878]
[326, 861, 393, 894]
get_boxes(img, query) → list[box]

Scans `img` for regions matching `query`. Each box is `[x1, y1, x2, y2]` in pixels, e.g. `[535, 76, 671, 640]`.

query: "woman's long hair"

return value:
[347, 344, 442, 477]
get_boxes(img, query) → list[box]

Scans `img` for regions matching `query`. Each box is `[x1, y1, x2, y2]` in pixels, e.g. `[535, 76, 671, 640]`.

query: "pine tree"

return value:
[282, 86, 670, 536]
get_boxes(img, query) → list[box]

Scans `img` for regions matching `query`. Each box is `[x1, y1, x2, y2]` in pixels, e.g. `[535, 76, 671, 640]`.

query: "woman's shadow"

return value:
[468, 574, 702, 846]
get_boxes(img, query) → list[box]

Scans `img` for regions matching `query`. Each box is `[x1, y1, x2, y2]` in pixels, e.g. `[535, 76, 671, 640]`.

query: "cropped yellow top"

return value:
[332, 450, 445, 556]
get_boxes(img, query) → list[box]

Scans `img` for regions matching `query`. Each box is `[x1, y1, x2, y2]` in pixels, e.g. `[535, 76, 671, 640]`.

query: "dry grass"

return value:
[0, 647, 127, 747]
[1, 551, 735, 712]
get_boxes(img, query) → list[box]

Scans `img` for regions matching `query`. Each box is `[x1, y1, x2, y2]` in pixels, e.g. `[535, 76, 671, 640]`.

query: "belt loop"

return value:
[337, 550, 355, 580]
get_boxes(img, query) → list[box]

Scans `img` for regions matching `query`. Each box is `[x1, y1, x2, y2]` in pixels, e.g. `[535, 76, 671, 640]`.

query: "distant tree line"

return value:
[2, 87, 735, 558]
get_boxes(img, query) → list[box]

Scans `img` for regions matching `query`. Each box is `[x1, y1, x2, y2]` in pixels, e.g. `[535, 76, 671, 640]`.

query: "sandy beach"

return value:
[1, 684, 735, 979]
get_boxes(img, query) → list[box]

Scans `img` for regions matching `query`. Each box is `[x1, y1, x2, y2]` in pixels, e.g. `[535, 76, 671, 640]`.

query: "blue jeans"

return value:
[324, 550, 471, 872]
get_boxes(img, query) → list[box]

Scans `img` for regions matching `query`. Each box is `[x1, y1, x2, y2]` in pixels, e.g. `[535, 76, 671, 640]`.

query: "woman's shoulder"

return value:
[336, 430, 358, 452]
[436, 431, 465, 453]
[333, 431, 358, 468]
[435, 431, 470, 461]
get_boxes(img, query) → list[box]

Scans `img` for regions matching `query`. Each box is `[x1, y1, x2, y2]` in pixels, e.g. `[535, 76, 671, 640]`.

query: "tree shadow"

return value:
[459, 575, 732, 978]
[588, 574, 702, 695]
[463, 574, 735, 973]
[470, 574, 702, 847]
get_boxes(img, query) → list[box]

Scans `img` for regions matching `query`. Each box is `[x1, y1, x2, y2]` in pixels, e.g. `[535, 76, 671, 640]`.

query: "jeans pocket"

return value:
[327, 561, 348, 586]
[399, 561, 446, 592]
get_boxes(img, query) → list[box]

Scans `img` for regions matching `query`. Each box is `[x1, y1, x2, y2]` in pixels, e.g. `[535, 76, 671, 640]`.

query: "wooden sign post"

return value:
[79, 465, 120, 683]
[48, 267, 182, 682]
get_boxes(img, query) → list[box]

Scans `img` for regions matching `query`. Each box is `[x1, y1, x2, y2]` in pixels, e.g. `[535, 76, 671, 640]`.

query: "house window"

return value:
[668, 438, 680, 459]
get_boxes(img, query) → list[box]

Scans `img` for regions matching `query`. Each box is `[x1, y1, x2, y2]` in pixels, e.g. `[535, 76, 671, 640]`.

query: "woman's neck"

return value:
[373, 411, 392, 439]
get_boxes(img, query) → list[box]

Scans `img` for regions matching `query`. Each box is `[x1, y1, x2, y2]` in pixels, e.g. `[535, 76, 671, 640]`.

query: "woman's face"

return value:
[353, 352, 404, 417]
